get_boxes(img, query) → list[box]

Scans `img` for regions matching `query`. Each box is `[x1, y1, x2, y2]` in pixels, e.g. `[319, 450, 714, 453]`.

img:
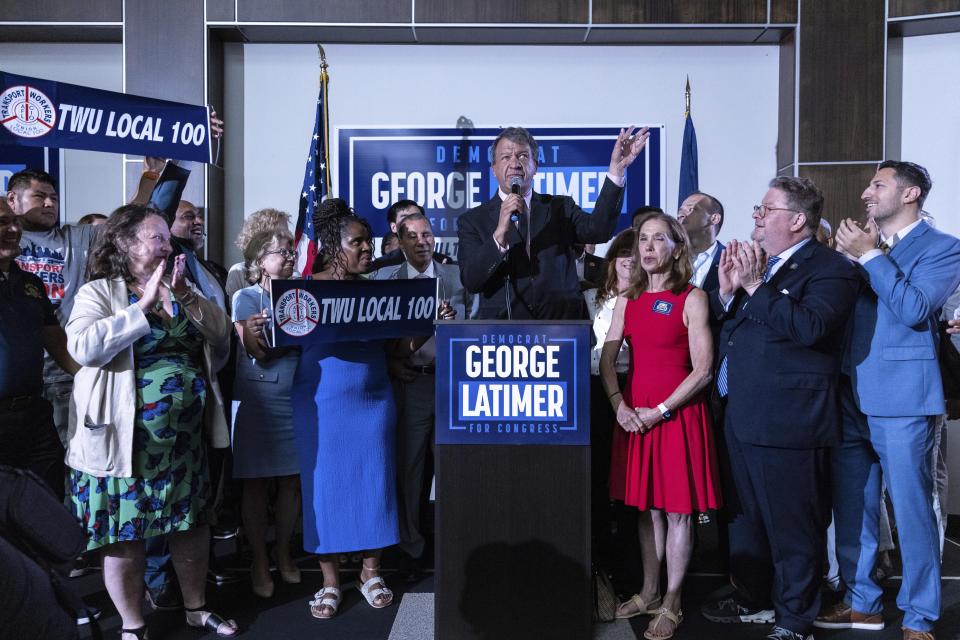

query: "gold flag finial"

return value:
[684, 75, 691, 118]
[317, 44, 330, 84]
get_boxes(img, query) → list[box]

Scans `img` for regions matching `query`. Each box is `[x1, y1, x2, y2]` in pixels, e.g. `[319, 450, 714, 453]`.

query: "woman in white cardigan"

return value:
[65, 205, 236, 640]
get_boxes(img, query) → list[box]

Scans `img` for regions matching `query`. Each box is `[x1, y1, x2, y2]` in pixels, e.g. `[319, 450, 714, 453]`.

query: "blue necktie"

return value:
[717, 255, 782, 397]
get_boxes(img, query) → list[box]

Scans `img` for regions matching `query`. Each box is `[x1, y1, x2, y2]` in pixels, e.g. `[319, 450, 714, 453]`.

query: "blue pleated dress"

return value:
[292, 339, 399, 554]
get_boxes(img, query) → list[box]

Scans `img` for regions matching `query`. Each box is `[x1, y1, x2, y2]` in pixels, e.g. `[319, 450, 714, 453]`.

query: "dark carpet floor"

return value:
[74, 520, 960, 639]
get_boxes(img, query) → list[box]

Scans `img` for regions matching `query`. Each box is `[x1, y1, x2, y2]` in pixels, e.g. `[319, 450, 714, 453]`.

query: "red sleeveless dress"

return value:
[608, 285, 722, 513]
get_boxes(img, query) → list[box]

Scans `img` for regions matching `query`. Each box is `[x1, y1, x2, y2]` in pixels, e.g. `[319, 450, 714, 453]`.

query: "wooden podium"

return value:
[434, 321, 592, 640]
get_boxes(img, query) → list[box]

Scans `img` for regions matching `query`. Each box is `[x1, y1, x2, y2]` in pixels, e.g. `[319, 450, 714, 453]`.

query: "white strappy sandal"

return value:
[359, 575, 394, 609]
[309, 586, 341, 619]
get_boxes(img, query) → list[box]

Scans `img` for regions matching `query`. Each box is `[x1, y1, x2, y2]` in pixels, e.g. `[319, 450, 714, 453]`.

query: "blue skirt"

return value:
[292, 340, 399, 553]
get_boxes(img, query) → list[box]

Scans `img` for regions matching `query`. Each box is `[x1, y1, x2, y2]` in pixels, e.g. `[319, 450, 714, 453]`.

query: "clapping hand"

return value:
[835, 218, 879, 259]
[168, 254, 189, 297]
[608, 126, 650, 178]
[731, 240, 766, 295]
[717, 240, 743, 300]
[136, 263, 165, 314]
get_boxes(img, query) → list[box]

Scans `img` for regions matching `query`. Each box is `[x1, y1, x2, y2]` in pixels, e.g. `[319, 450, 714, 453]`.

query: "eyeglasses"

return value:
[753, 204, 801, 218]
[264, 248, 298, 259]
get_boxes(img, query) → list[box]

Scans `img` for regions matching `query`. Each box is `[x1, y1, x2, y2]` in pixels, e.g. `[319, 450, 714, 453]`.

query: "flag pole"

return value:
[684, 75, 691, 118]
[317, 44, 332, 195]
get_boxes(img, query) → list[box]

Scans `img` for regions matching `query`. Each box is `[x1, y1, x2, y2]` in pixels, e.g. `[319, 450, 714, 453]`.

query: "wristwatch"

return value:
[657, 403, 672, 420]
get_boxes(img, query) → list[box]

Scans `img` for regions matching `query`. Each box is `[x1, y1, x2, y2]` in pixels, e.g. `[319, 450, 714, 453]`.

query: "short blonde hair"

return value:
[244, 229, 294, 284]
[235, 208, 292, 252]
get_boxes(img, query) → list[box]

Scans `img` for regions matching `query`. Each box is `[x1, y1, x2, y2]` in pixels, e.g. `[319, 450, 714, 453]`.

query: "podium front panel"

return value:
[434, 321, 592, 640]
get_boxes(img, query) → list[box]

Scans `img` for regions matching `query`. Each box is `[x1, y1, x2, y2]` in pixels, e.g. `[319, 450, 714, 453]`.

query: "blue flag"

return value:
[678, 114, 699, 205]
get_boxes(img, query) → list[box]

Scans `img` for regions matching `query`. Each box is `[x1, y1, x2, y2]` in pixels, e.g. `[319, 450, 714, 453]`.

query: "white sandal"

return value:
[359, 575, 393, 609]
[309, 586, 341, 619]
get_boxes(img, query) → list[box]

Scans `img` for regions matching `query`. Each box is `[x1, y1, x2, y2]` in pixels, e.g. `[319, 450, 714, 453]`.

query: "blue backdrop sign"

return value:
[337, 126, 665, 238]
[436, 321, 591, 446]
[269, 277, 438, 345]
[0, 71, 212, 163]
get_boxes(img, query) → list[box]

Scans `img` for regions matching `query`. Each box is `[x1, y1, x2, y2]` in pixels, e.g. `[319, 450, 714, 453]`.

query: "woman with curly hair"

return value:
[230, 228, 303, 598]
[225, 208, 293, 299]
[65, 204, 237, 639]
[293, 198, 399, 619]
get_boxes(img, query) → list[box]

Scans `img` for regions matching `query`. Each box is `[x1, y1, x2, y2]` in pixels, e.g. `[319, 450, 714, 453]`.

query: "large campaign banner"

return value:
[0, 71, 212, 163]
[436, 321, 591, 446]
[336, 125, 665, 250]
[269, 277, 439, 346]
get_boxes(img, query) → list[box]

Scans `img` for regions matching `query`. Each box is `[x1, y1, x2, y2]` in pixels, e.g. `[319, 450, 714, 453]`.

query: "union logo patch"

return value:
[0, 84, 57, 139]
[274, 288, 320, 337]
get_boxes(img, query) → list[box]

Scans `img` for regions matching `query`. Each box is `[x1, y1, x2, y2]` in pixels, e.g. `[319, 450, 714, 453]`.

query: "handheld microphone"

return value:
[509, 176, 523, 222]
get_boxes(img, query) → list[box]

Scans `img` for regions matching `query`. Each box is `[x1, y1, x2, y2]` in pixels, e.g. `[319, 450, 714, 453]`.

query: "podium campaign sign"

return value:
[436, 321, 590, 446]
[268, 278, 438, 345]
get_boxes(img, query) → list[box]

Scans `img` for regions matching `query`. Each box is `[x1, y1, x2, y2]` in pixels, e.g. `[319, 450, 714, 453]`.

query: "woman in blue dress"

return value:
[231, 228, 302, 598]
[293, 199, 399, 619]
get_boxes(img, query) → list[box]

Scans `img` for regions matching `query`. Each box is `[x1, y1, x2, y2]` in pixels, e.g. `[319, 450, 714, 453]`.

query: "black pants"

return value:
[0, 534, 78, 640]
[0, 396, 65, 501]
[724, 411, 828, 635]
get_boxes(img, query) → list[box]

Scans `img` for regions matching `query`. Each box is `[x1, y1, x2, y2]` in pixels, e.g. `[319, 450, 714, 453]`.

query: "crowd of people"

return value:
[1, 123, 959, 640]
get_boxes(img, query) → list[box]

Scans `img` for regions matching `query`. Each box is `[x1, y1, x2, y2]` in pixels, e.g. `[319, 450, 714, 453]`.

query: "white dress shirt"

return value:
[691, 241, 720, 288]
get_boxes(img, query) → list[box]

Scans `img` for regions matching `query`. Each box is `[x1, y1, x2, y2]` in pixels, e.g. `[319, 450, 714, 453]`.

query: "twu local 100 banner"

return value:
[269, 278, 439, 346]
[436, 322, 591, 446]
[0, 71, 213, 163]
[336, 126, 665, 239]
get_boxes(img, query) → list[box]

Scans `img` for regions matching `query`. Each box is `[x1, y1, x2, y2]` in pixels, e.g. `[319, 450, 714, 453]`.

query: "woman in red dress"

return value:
[600, 212, 721, 640]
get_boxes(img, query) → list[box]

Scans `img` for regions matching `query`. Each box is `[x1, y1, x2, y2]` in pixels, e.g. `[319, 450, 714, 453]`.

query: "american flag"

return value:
[294, 84, 330, 276]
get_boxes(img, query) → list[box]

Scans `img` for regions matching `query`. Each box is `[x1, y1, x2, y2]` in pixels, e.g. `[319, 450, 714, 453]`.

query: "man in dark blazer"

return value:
[678, 191, 726, 342]
[457, 125, 648, 320]
[701, 177, 859, 640]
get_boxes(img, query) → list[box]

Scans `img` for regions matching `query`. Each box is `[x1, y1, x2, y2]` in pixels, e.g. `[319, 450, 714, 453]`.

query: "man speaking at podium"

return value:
[458, 126, 648, 320]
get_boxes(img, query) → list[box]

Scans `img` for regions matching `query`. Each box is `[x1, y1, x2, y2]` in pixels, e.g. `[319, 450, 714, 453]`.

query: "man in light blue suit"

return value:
[817, 161, 960, 640]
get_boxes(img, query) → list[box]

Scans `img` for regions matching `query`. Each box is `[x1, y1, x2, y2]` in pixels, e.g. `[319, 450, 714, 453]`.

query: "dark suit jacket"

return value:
[715, 239, 859, 449]
[367, 248, 453, 274]
[457, 177, 624, 320]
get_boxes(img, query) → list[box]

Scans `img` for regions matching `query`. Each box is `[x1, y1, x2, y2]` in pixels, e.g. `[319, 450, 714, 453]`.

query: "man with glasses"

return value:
[822, 162, 960, 640]
[701, 177, 859, 640]
[373, 213, 465, 580]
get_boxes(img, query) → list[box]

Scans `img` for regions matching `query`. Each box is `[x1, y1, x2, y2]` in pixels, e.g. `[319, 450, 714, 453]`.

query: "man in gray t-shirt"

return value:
[6, 169, 99, 445]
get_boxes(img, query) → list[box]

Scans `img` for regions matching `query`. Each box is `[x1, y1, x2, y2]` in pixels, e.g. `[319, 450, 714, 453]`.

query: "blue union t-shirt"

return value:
[0, 262, 59, 398]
